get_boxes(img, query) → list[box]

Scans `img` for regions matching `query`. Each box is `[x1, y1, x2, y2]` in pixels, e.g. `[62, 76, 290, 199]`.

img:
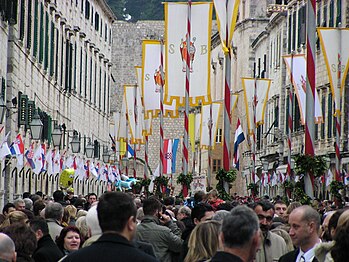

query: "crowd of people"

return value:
[0, 188, 349, 262]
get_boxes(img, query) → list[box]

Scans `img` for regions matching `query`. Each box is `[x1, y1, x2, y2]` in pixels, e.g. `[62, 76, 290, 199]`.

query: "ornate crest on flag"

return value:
[180, 35, 196, 72]
[153, 66, 163, 93]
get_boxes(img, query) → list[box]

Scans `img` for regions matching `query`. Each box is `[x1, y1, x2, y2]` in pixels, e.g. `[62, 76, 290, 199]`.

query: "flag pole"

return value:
[133, 84, 137, 179]
[223, 1, 231, 172]
[252, 63, 257, 186]
[144, 135, 149, 179]
[208, 103, 212, 189]
[305, 0, 316, 198]
[183, 0, 192, 177]
[160, 38, 165, 178]
[335, 23, 342, 182]
[287, 52, 294, 178]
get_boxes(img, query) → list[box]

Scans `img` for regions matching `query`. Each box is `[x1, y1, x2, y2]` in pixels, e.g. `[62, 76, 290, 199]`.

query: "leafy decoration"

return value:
[176, 172, 193, 187]
[330, 181, 345, 200]
[154, 176, 169, 187]
[294, 154, 327, 178]
[215, 169, 237, 201]
[293, 182, 312, 205]
[247, 183, 259, 196]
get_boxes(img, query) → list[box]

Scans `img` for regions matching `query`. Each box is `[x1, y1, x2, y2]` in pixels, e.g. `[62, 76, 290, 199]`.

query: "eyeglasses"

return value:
[257, 214, 273, 222]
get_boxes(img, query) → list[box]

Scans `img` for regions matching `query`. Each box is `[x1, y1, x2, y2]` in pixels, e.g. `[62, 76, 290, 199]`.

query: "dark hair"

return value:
[74, 198, 86, 209]
[331, 219, 349, 261]
[142, 197, 162, 216]
[88, 193, 97, 199]
[97, 192, 137, 232]
[193, 191, 206, 204]
[216, 202, 233, 211]
[191, 203, 214, 222]
[55, 226, 82, 251]
[22, 192, 31, 199]
[328, 209, 345, 239]
[33, 200, 46, 216]
[253, 200, 275, 212]
[2, 203, 15, 215]
[29, 217, 49, 235]
[222, 205, 259, 248]
[30, 194, 42, 204]
[274, 200, 286, 205]
[35, 191, 43, 197]
[53, 190, 64, 202]
[163, 197, 175, 206]
[1, 222, 37, 258]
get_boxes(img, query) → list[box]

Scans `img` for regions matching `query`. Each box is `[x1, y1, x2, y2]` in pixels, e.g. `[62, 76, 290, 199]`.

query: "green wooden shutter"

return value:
[329, 0, 334, 27]
[33, 0, 38, 57]
[39, 3, 44, 64]
[19, 0, 25, 40]
[336, 0, 341, 26]
[49, 22, 55, 76]
[328, 93, 332, 138]
[44, 12, 49, 70]
[26, 0, 32, 49]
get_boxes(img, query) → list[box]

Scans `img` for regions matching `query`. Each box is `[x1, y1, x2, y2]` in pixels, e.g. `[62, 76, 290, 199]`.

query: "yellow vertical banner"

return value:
[189, 113, 196, 152]
[119, 138, 126, 156]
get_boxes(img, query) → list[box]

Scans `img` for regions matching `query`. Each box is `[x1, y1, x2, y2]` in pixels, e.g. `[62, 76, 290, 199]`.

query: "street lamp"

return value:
[70, 132, 81, 153]
[51, 124, 62, 147]
[0, 96, 6, 124]
[102, 147, 110, 163]
[29, 109, 43, 140]
[85, 140, 94, 158]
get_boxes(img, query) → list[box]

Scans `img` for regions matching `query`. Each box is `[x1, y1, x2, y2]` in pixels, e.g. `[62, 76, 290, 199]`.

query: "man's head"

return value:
[274, 200, 287, 219]
[2, 203, 16, 217]
[97, 192, 137, 241]
[221, 205, 260, 262]
[321, 211, 335, 241]
[288, 205, 320, 252]
[191, 202, 214, 225]
[193, 191, 206, 205]
[142, 197, 162, 217]
[253, 201, 275, 233]
[13, 198, 26, 211]
[0, 233, 16, 262]
[177, 206, 191, 221]
[29, 217, 49, 241]
[44, 202, 64, 221]
[87, 193, 97, 205]
[208, 189, 219, 203]
[53, 190, 64, 202]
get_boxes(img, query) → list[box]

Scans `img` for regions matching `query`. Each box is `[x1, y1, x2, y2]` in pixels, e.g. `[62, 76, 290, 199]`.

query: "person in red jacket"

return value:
[208, 189, 225, 211]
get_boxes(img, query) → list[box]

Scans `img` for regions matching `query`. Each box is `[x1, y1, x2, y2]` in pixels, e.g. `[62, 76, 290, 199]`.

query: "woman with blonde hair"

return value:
[184, 220, 221, 262]
[8, 210, 28, 224]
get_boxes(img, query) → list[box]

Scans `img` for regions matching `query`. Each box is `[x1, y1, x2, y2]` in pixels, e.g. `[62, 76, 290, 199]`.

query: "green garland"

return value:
[330, 180, 345, 200]
[283, 180, 294, 190]
[293, 181, 312, 205]
[215, 169, 237, 201]
[176, 172, 193, 187]
[154, 176, 169, 187]
[294, 154, 327, 178]
[247, 183, 259, 196]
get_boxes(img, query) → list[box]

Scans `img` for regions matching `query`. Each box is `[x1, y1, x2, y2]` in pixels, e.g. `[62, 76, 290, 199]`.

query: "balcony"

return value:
[267, 4, 288, 17]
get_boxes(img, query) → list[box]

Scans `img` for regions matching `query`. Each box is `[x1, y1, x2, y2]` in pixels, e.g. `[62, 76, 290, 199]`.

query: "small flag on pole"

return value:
[233, 119, 245, 170]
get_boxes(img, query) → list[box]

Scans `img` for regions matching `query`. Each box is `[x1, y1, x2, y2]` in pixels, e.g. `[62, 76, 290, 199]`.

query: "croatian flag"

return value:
[233, 119, 245, 170]
[10, 134, 24, 155]
[163, 139, 173, 174]
[25, 144, 35, 169]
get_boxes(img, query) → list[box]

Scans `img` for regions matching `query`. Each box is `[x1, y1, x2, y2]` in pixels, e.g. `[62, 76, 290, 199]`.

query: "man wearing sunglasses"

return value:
[253, 201, 288, 262]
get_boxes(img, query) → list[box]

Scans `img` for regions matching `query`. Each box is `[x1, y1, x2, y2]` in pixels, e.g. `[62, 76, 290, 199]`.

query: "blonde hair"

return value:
[65, 205, 77, 219]
[8, 211, 28, 224]
[184, 220, 221, 262]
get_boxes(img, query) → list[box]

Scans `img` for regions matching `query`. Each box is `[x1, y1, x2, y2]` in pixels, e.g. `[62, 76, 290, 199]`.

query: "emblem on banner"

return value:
[180, 34, 196, 72]
[154, 66, 164, 93]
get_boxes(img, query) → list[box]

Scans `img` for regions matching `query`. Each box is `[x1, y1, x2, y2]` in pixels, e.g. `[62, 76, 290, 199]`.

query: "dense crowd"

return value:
[0, 189, 349, 262]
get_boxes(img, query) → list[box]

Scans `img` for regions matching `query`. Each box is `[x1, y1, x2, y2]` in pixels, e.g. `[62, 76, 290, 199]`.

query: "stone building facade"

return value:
[0, 0, 115, 206]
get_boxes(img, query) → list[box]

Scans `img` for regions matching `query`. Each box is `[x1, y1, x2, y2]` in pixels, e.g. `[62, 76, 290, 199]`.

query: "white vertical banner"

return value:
[164, 2, 213, 106]
[142, 40, 178, 118]
[317, 28, 349, 115]
[143, 116, 153, 136]
[200, 102, 222, 149]
[135, 66, 146, 139]
[242, 78, 271, 134]
[118, 91, 128, 141]
[283, 55, 322, 124]
[213, 0, 240, 52]
[125, 85, 144, 144]
[195, 113, 201, 141]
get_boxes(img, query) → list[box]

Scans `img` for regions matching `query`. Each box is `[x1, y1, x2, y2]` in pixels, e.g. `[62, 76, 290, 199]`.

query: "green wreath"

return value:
[294, 154, 327, 178]
[215, 169, 237, 201]
[176, 172, 193, 187]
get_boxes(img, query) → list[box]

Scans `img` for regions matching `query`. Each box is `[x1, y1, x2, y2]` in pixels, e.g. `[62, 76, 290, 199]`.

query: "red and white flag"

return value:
[162, 139, 173, 175]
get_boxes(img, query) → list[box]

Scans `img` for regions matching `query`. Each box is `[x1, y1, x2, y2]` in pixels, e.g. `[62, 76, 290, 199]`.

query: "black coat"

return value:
[279, 249, 319, 262]
[62, 233, 158, 262]
[32, 234, 64, 262]
[211, 251, 244, 262]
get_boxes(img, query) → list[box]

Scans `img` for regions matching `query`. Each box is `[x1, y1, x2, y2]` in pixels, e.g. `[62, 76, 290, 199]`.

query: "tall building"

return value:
[0, 0, 115, 206]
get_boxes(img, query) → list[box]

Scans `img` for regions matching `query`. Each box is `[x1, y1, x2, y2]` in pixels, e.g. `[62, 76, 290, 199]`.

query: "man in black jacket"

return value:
[29, 217, 64, 262]
[62, 192, 157, 262]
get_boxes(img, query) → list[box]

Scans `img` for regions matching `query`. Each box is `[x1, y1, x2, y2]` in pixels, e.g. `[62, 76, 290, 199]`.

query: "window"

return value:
[39, 3, 44, 64]
[321, 95, 326, 139]
[293, 94, 301, 132]
[85, 0, 90, 19]
[103, 71, 106, 111]
[90, 57, 93, 101]
[55, 28, 59, 82]
[33, 0, 38, 57]
[85, 51, 88, 98]
[19, 0, 25, 41]
[328, 93, 332, 138]
[336, 0, 341, 26]
[323, 4, 328, 27]
[257, 125, 262, 150]
[79, 47, 83, 95]
[287, 12, 292, 53]
[49, 22, 55, 76]
[99, 68, 102, 108]
[44, 12, 49, 70]
[105, 24, 108, 42]
[212, 159, 221, 172]
[26, 0, 32, 49]
[95, 12, 99, 31]
[94, 61, 97, 105]
[74, 43, 77, 92]
[298, 4, 306, 48]
[215, 128, 222, 143]
[292, 10, 296, 52]
[329, 0, 334, 27]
